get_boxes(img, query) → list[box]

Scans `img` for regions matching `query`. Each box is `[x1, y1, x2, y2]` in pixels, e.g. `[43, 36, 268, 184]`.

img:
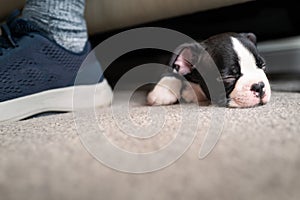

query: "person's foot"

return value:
[0, 12, 112, 122]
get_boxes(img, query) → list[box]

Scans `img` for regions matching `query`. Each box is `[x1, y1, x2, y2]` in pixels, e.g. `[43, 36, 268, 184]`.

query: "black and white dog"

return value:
[147, 32, 271, 108]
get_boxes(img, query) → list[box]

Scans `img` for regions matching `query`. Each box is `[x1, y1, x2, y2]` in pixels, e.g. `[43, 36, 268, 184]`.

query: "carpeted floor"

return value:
[0, 91, 300, 200]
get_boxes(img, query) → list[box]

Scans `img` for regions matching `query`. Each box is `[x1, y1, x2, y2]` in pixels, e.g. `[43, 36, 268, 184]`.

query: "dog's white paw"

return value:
[147, 77, 182, 106]
[147, 85, 178, 105]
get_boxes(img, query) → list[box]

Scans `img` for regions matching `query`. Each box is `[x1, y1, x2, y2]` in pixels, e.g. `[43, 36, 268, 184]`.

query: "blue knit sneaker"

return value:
[0, 12, 112, 122]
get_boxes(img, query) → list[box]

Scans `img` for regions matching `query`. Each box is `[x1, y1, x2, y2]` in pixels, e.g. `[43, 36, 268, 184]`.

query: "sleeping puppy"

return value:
[147, 32, 271, 108]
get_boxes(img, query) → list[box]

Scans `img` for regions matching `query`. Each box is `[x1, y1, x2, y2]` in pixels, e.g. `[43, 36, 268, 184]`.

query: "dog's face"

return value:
[171, 32, 271, 107]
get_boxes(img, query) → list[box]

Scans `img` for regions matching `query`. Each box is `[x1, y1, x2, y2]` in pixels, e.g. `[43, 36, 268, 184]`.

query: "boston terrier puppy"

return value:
[147, 32, 271, 108]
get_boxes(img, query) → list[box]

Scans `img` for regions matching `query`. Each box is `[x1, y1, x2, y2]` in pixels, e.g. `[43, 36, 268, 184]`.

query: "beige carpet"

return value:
[0, 91, 300, 200]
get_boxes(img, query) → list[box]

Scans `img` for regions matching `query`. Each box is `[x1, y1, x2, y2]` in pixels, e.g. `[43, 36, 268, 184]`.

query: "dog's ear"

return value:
[169, 41, 227, 106]
[240, 32, 257, 46]
[169, 43, 203, 75]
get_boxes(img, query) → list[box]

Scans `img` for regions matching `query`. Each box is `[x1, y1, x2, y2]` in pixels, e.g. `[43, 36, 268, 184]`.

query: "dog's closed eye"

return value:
[257, 61, 266, 71]
[217, 75, 238, 83]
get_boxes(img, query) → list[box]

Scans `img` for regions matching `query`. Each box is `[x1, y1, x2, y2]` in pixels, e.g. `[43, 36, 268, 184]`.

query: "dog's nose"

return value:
[250, 82, 265, 97]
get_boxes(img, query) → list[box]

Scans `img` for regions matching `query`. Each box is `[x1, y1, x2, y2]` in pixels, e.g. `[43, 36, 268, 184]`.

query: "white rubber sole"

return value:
[0, 79, 113, 122]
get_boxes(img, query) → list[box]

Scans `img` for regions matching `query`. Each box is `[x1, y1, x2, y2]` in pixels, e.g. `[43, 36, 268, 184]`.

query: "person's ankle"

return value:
[22, 9, 88, 53]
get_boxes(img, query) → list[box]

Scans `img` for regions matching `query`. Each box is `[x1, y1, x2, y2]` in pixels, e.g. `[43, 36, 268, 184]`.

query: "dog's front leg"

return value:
[147, 76, 182, 105]
[181, 81, 208, 103]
